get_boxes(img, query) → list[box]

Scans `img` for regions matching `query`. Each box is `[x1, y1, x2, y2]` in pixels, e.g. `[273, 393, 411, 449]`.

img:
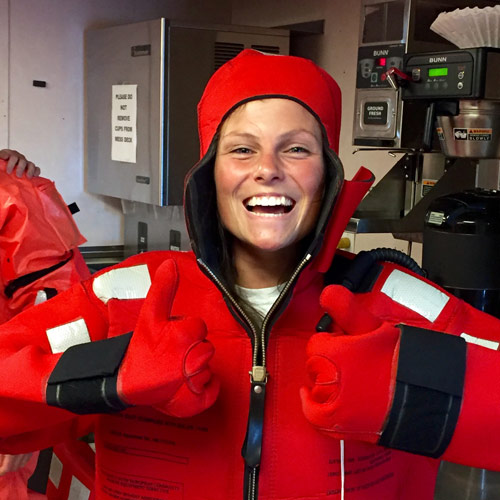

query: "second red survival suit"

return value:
[0, 161, 90, 499]
[0, 162, 89, 321]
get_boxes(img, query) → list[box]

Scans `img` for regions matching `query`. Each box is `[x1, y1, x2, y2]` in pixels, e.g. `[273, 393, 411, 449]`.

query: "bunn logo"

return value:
[374, 49, 389, 56]
[429, 57, 447, 63]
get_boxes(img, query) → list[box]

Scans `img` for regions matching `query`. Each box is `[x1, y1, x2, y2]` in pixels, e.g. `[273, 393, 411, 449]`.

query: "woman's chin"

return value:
[248, 239, 298, 255]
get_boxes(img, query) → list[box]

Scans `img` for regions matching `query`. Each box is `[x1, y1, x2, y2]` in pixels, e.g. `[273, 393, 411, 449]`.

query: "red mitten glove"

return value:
[301, 284, 400, 443]
[117, 259, 219, 417]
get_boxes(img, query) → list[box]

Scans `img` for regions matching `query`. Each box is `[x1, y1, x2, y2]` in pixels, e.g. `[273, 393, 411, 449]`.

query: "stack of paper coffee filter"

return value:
[430, 5, 500, 49]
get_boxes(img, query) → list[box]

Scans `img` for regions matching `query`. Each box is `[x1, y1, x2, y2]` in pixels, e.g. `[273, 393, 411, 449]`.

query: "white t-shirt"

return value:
[235, 283, 286, 320]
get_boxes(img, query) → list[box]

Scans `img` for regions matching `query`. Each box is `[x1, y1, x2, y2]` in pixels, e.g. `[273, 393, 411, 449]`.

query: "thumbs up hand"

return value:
[117, 259, 219, 417]
[300, 284, 400, 442]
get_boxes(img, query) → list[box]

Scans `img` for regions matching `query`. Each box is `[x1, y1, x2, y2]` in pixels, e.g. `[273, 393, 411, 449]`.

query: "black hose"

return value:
[364, 247, 425, 276]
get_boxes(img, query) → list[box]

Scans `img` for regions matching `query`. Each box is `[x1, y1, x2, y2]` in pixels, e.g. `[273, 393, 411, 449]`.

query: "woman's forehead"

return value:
[219, 98, 322, 138]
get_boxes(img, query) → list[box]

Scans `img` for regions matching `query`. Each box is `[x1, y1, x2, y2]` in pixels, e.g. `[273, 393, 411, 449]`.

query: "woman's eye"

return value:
[288, 146, 309, 154]
[232, 147, 253, 155]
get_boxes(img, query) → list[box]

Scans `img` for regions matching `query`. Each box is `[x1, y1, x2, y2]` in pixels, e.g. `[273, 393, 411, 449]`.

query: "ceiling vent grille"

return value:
[214, 42, 244, 70]
[250, 45, 280, 54]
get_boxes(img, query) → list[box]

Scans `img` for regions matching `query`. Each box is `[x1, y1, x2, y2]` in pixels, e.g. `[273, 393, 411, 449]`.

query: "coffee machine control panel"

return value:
[356, 44, 404, 89]
[403, 48, 500, 100]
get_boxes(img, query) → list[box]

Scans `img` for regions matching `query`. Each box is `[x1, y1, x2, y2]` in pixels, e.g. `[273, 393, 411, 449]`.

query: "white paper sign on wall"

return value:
[111, 84, 137, 163]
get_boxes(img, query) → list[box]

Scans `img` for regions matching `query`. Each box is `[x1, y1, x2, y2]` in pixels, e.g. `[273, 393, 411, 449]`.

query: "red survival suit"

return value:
[0, 161, 90, 499]
[0, 161, 489, 500]
[0, 49, 500, 500]
[2, 193, 500, 499]
[0, 246, 443, 499]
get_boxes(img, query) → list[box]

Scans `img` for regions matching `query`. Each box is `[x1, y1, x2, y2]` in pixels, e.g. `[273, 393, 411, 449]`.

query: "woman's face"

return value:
[214, 98, 325, 255]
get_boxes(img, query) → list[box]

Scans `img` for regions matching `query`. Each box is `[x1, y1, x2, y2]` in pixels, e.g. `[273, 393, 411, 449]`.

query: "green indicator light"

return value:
[428, 67, 448, 77]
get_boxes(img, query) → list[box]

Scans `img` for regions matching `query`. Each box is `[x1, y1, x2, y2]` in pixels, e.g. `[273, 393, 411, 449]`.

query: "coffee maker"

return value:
[353, 0, 498, 150]
[349, 0, 499, 242]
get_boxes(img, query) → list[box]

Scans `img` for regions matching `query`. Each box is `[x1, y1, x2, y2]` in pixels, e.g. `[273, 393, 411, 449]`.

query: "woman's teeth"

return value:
[245, 195, 294, 215]
[247, 195, 293, 207]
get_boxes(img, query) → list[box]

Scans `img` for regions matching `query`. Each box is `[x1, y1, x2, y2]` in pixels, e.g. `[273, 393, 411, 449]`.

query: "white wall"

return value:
[2, 0, 231, 247]
[232, 0, 327, 27]
[0, 0, 8, 146]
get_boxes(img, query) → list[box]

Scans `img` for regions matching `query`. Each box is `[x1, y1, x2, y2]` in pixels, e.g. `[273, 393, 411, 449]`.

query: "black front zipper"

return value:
[242, 379, 266, 500]
[198, 255, 311, 500]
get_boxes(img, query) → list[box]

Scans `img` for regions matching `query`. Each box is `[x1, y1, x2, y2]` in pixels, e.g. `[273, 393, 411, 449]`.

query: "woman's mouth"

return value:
[244, 195, 295, 216]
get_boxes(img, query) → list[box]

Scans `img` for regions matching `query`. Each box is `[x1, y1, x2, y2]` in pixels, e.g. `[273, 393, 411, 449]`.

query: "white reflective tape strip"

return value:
[69, 475, 91, 500]
[461, 333, 499, 351]
[381, 269, 449, 322]
[92, 264, 151, 304]
[49, 452, 63, 489]
[34, 289, 48, 305]
[46, 318, 91, 354]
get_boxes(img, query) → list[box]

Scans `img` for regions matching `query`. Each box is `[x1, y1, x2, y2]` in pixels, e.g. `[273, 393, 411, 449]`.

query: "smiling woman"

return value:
[214, 98, 325, 288]
[0, 50, 451, 500]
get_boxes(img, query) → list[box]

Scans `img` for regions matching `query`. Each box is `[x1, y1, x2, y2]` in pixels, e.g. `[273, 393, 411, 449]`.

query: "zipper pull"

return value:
[251, 365, 267, 384]
[241, 366, 267, 468]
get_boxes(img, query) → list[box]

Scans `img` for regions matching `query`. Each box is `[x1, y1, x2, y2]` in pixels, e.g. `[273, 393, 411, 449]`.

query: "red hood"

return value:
[197, 49, 342, 156]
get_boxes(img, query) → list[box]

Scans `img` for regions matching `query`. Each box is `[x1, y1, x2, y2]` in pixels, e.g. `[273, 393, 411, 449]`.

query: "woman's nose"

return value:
[253, 153, 284, 183]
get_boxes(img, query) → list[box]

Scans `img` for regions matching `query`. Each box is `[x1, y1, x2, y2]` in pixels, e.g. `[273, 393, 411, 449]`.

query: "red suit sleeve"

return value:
[0, 252, 152, 453]
[302, 257, 500, 471]
[0, 254, 218, 454]
[0, 280, 109, 453]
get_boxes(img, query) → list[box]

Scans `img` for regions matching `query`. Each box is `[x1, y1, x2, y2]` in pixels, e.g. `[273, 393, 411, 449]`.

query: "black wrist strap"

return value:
[378, 325, 466, 458]
[46, 332, 133, 414]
